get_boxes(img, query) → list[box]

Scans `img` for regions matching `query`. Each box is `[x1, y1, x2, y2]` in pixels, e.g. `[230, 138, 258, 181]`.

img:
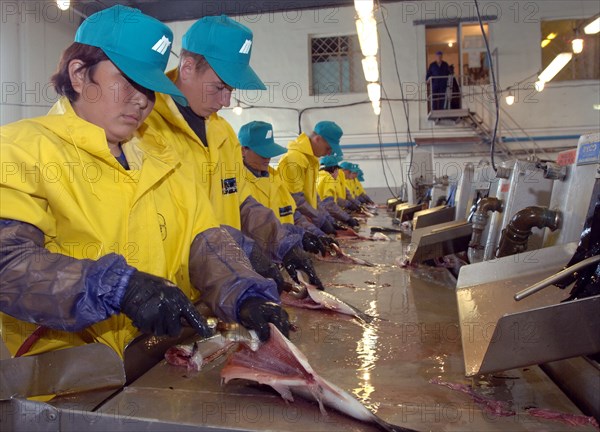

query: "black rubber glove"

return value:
[249, 245, 286, 293]
[283, 248, 325, 290]
[333, 220, 348, 230]
[320, 218, 336, 235]
[302, 231, 327, 257]
[347, 217, 360, 228]
[120, 271, 211, 338]
[319, 235, 339, 251]
[238, 297, 290, 342]
[348, 201, 361, 212]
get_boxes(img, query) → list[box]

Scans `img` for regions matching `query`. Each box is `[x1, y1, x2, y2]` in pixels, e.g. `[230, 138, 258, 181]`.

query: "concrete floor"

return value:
[97, 214, 597, 431]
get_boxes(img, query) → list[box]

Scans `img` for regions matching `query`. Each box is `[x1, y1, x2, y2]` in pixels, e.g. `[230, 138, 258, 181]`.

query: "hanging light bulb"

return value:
[354, 0, 374, 19]
[534, 80, 545, 92]
[56, 0, 70, 10]
[505, 90, 515, 105]
[232, 99, 243, 115]
[584, 17, 600, 34]
[361, 56, 379, 82]
[572, 38, 584, 54]
[372, 100, 381, 115]
[355, 17, 378, 57]
[367, 82, 381, 103]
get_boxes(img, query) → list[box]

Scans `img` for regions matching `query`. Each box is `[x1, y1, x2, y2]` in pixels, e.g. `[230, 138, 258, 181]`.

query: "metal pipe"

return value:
[467, 197, 503, 263]
[514, 254, 600, 301]
[496, 206, 561, 258]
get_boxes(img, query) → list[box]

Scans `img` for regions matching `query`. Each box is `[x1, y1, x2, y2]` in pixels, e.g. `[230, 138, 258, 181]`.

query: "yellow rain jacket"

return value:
[0, 98, 218, 357]
[243, 166, 296, 225]
[317, 170, 339, 201]
[277, 134, 319, 208]
[336, 169, 350, 200]
[145, 70, 251, 230]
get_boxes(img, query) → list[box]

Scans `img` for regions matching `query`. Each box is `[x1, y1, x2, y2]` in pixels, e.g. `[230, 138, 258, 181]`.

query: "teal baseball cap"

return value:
[238, 121, 287, 158]
[339, 161, 354, 171]
[182, 15, 266, 90]
[358, 170, 365, 182]
[320, 155, 341, 168]
[75, 5, 187, 106]
[314, 121, 343, 157]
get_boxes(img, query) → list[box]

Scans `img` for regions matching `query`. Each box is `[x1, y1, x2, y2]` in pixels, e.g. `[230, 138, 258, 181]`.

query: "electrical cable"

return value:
[474, 0, 499, 172]
[378, 1, 417, 192]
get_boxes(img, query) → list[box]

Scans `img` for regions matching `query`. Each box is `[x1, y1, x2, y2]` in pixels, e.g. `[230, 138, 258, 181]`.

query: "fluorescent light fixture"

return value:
[356, 17, 378, 57]
[538, 52, 572, 83]
[56, 0, 70, 10]
[361, 56, 379, 82]
[448, 42, 453, 47]
[354, 0, 374, 19]
[541, 39, 551, 48]
[546, 32, 557, 40]
[572, 38, 584, 54]
[367, 82, 381, 102]
[505, 92, 515, 106]
[593, 104, 600, 110]
[534, 80, 545, 92]
[372, 100, 381, 115]
[584, 17, 600, 34]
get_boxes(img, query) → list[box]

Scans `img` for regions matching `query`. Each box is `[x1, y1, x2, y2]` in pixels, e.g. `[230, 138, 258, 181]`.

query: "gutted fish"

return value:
[221, 324, 418, 432]
[165, 334, 237, 372]
[281, 281, 375, 324]
[316, 243, 375, 266]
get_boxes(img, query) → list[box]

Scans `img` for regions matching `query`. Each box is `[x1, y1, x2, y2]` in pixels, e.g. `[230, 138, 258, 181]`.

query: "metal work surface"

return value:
[93, 215, 596, 432]
[456, 243, 600, 377]
[412, 206, 455, 230]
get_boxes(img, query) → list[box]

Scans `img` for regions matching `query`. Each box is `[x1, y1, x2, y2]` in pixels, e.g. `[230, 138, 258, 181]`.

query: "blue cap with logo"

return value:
[238, 121, 287, 158]
[75, 5, 187, 106]
[314, 121, 343, 157]
[183, 15, 266, 90]
[320, 155, 341, 168]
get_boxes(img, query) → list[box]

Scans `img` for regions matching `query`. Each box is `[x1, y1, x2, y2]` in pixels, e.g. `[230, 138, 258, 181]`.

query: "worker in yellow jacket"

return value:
[145, 16, 325, 290]
[238, 121, 338, 256]
[278, 121, 359, 231]
[317, 156, 359, 225]
[339, 162, 365, 209]
[0, 6, 286, 357]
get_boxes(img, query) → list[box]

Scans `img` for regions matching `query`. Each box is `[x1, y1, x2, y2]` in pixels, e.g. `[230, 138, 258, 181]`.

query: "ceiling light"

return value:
[232, 100, 243, 115]
[505, 91, 515, 106]
[367, 82, 381, 103]
[361, 56, 379, 82]
[540, 39, 551, 48]
[538, 52, 573, 83]
[593, 104, 600, 110]
[372, 100, 381, 115]
[572, 38, 584, 54]
[584, 17, 600, 34]
[354, 0, 374, 19]
[448, 42, 453, 47]
[534, 80, 545, 92]
[56, 0, 70, 10]
[356, 17, 378, 57]
[546, 32, 557, 40]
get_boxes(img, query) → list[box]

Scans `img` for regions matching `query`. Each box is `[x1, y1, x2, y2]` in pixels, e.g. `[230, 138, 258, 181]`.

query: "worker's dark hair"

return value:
[180, 49, 211, 73]
[320, 166, 338, 174]
[51, 43, 109, 102]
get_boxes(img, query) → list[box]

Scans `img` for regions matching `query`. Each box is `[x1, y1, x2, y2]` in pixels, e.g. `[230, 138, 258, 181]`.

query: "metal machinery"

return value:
[455, 131, 600, 419]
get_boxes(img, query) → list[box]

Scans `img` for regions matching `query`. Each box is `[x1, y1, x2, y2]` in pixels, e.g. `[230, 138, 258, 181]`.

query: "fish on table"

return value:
[316, 243, 376, 266]
[281, 279, 376, 324]
[221, 323, 419, 432]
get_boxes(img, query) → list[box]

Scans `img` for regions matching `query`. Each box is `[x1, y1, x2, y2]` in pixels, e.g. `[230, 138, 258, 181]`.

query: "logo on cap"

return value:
[239, 39, 252, 54]
[152, 36, 172, 55]
[265, 129, 273, 139]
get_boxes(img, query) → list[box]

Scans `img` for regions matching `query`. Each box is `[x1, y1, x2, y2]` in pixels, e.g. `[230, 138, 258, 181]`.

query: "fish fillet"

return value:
[281, 283, 375, 323]
[165, 334, 236, 372]
[316, 243, 375, 266]
[221, 324, 418, 432]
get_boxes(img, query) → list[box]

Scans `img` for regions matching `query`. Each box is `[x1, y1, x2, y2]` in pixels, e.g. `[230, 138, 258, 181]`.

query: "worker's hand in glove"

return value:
[319, 236, 339, 253]
[332, 220, 349, 231]
[238, 297, 290, 341]
[120, 271, 211, 338]
[320, 218, 337, 235]
[348, 201, 361, 212]
[302, 231, 327, 257]
[283, 248, 325, 290]
[249, 246, 287, 293]
[347, 218, 360, 228]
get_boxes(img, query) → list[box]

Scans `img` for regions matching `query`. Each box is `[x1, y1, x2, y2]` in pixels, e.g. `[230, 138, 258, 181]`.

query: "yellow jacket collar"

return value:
[288, 133, 315, 158]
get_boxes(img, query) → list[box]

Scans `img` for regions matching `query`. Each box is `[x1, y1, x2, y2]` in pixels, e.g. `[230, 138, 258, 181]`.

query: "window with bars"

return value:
[310, 35, 363, 96]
